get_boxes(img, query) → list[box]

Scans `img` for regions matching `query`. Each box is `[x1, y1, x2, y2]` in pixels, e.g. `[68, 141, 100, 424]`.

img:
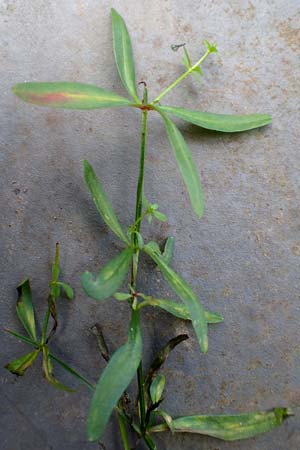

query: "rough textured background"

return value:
[1, 1, 299, 449]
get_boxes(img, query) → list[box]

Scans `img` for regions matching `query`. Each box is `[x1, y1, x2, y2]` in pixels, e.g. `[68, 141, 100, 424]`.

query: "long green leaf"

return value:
[158, 111, 204, 218]
[13, 82, 133, 110]
[87, 310, 142, 441]
[150, 408, 292, 441]
[140, 296, 223, 324]
[5, 350, 39, 376]
[83, 160, 129, 244]
[49, 353, 95, 391]
[16, 279, 37, 341]
[111, 9, 140, 103]
[82, 248, 133, 301]
[144, 243, 208, 353]
[158, 105, 272, 132]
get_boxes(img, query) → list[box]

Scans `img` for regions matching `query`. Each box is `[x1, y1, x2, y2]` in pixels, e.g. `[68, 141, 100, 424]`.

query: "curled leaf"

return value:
[82, 247, 133, 301]
[42, 346, 74, 392]
[145, 334, 188, 392]
[5, 350, 39, 376]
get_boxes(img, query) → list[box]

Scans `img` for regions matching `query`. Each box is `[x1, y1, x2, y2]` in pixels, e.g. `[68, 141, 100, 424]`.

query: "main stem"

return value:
[129, 87, 157, 450]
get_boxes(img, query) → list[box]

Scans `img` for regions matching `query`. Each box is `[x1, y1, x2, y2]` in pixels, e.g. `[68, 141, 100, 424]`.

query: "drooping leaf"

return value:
[161, 236, 175, 265]
[144, 243, 208, 353]
[111, 8, 140, 103]
[42, 346, 75, 392]
[158, 105, 272, 133]
[49, 352, 95, 391]
[152, 210, 167, 222]
[150, 408, 292, 441]
[145, 334, 188, 392]
[13, 82, 133, 110]
[83, 160, 129, 244]
[87, 311, 142, 441]
[16, 279, 37, 341]
[5, 350, 39, 376]
[82, 247, 133, 301]
[150, 374, 166, 404]
[139, 295, 223, 324]
[157, 111, 204, 218]
[57, 282, 74, 300]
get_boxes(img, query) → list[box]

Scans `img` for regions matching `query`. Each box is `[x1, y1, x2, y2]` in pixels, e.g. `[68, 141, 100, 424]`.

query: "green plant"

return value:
[7, 8, 292, 449]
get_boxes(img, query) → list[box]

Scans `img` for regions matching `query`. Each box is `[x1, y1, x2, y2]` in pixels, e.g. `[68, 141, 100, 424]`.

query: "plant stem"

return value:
[152, 49, 210, 104]
[130, 86, 153, 449]
[117, 412, 131, 450]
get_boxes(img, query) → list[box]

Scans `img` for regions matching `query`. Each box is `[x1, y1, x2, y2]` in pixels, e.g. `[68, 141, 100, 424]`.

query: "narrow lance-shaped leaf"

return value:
[144, 243, 208, 353]
[111, 8, 140, 103]
[150, 408, 292, 441]
[5, 350, 39, 376]
[145, 334, 188, 392]
[87, 310, 142, 441]
[16, 279, 37, 341]
[83, 160, 129, 244]
[82, 247, 133, 301]
[157, 110, 204, 218]
[158, 105, 272, 133]
[13, 82, 133, 110]
[139, 295, 223, 324]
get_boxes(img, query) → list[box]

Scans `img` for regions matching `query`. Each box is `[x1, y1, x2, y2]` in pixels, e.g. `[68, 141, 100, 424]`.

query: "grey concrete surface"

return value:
[1, 1, 300, 449]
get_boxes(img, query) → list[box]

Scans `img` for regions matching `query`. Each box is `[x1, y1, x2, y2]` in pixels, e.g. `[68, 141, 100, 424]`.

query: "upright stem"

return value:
[152, 49, 210, 104]
[131, 86, 149, 442]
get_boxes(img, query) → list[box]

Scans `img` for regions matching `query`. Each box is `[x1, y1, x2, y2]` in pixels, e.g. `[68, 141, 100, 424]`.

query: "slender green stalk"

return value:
[129, 86, 152, 447]
[152, 49, 210, 104]
[117, 412, 131, 450]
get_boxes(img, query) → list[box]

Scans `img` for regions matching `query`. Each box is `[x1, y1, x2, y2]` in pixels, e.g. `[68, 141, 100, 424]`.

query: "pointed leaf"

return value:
[57, 282, 74, 300]
[49, 352, 95, 391]
[5, 350, 39, 376]
[16, 279, 37, 341]
[83, 160, 129, 243]
[87, 311, 142, 441]
[82, 247, 133, 301]
[158, 105, 272, 133]
[145, 334, 188, 392]
[4, 328, 38, 347]
[13, 82, 133, 110]
[144, 243, 208, 353]
[111, 8, 140, 103]
[161, 236, 175, 265]
[140, 296, 223, 324]
[150, 408, 292, 441]
[157, 111, 204, 218]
